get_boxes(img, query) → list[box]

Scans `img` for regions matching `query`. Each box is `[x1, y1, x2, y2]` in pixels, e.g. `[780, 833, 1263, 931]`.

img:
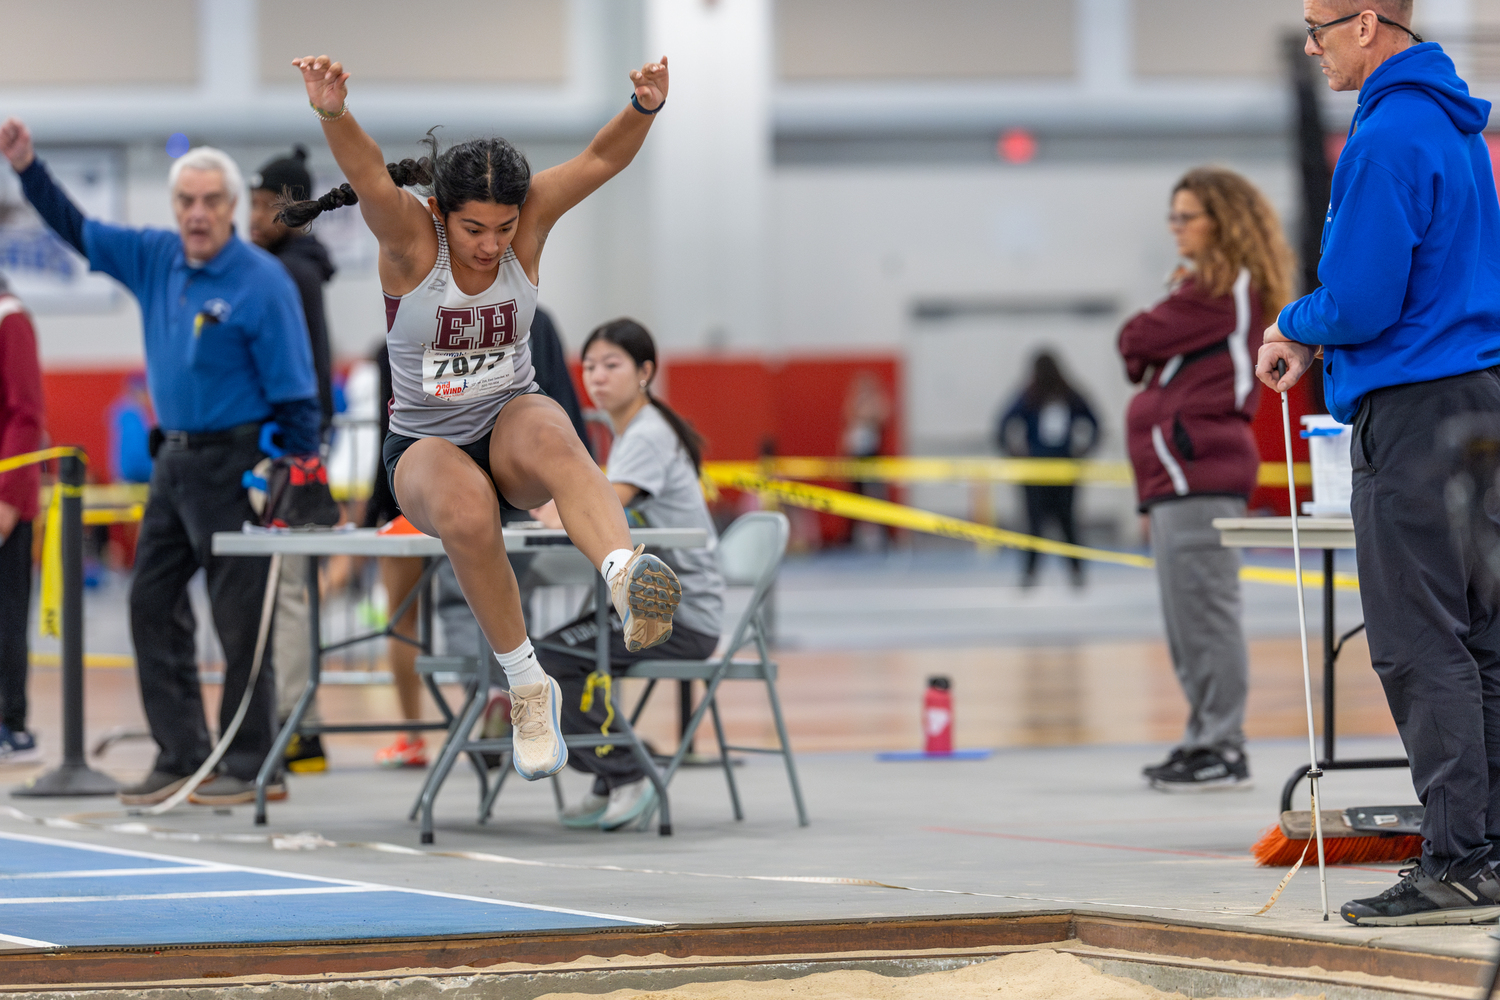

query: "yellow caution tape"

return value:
[37, 484, 73, 639]
[82, 504, 144, 526]
[705, 468, 1359, 591]
[0, 445, 86, 476]
[703, 457, 1311, 489]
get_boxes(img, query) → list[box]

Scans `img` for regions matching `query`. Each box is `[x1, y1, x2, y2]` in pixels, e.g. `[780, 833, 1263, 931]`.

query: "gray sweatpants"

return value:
[1149, 495, 1249, 753]
[272, 555, 320, 727]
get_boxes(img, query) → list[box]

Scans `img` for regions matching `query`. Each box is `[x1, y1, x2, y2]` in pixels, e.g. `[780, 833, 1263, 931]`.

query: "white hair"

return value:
[168, 147, 244, 203]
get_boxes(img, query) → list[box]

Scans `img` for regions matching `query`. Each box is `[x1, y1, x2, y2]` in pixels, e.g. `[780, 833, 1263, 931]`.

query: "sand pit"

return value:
[532, 950, 1324, 1000]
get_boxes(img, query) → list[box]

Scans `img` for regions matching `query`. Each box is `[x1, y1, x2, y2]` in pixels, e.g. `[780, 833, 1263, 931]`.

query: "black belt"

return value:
[154, 422, 262, 452]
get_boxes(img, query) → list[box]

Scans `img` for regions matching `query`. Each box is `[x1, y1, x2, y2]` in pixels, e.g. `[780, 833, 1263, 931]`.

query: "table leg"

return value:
[256, 555, 322, 825]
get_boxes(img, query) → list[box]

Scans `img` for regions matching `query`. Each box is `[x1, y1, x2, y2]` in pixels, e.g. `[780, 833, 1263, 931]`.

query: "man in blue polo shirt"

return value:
[0, 118, 320, 807]
[1259, 0, 1500, 926]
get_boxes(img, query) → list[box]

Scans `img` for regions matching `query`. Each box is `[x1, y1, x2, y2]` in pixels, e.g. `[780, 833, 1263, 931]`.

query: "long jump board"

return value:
[0, 831, 657, 950]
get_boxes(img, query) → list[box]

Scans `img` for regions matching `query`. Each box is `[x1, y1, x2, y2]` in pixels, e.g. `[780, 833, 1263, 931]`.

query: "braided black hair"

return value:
[276, 128, 530, 228]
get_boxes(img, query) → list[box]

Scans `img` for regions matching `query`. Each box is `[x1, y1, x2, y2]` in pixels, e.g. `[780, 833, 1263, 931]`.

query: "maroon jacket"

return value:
[0, 294, 44, 522]
[1118, 270, 1263, 511]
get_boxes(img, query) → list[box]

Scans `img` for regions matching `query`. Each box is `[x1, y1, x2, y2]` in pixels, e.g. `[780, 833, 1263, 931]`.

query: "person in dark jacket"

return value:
[249, 148, 339, 773]
[997, 352, 1098, 587]
[250, 147, 335, 431]
[1120, 166, 1294, 793]
[1261, 4, 1500, 925]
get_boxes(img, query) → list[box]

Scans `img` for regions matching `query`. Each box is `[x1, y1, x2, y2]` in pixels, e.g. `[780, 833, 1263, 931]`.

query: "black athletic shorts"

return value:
[382, 427, 525, 514]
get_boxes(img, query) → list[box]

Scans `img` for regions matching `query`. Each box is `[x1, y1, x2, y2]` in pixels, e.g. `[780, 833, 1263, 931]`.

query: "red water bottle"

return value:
[923, 676, 953, 755]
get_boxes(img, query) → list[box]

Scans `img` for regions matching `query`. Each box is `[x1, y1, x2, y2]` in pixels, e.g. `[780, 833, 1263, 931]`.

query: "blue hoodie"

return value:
[1278, 43, 1500, 422]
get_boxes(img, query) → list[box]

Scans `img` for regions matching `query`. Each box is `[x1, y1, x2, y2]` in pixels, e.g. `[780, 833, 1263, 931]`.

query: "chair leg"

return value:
[708, 697, 743, 821]
[478, 752, 511, 824]
[629, 678, 658, 726]
[764, 677, 809, 827]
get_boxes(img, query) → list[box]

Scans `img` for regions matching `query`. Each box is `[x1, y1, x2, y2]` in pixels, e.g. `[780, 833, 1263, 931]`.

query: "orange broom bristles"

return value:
[1251, 825, 1424, 866]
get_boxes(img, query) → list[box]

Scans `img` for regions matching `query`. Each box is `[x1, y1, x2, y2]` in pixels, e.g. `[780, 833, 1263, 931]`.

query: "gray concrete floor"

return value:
[4, 734, 1490, 963]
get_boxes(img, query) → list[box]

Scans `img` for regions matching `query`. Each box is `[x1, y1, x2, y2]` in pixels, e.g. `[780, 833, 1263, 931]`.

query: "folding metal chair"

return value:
[625, 511, 808, 826]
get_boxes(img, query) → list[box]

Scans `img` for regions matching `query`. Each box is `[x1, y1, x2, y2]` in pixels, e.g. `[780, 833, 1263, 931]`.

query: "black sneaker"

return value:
[1142, 747, 1188, 781]
[1149, 746, 1252, 792]
[1341, 863, 1500, 926]
[284, 733, 327, 773]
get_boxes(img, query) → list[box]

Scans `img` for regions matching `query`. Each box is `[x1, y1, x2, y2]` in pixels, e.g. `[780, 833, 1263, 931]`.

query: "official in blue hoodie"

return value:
[1259, 1, 1500, 928]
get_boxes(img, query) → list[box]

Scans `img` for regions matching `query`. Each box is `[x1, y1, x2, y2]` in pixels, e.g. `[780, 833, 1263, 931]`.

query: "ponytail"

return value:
[275, 156, 434, 227]
[582, 318, 706, 473]
[645, 393, 705, 474]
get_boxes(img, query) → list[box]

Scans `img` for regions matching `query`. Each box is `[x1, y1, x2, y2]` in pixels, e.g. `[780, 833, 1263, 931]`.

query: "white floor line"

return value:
[0, 885, 385, 905]
[0, 931, 58, 948]
[0, 826, 660, 925]
[0, 866, 232, 880]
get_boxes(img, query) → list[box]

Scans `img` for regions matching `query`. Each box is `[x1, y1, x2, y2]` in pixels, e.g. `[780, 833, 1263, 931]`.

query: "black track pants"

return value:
[1351, 366, 1500, 880]
[129, 437, 276, 781]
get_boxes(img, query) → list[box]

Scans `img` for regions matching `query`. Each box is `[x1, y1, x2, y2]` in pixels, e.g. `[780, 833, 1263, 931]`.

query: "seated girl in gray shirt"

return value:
[531, 319, 724, 832]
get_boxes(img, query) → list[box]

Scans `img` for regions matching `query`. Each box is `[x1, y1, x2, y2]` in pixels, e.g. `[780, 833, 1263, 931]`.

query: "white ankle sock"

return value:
[496, 640, 545, 689]
[600, 547, 634, 584]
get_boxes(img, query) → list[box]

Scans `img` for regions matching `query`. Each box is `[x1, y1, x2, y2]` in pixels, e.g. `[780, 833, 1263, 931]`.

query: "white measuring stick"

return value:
[1277, 360, 1329, 920]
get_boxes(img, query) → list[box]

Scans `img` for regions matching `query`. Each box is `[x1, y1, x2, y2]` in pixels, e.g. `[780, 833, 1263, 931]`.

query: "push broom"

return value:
[1249, 360, 1423, 873]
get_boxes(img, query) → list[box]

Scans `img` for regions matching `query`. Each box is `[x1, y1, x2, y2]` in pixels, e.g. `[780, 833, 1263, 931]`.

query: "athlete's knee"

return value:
[423, 482, 501, 547]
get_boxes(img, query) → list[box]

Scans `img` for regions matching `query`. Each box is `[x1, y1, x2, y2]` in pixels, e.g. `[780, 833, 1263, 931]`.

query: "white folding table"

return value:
[211, 526, 706, 840]
[1213, 516, 1407, 810]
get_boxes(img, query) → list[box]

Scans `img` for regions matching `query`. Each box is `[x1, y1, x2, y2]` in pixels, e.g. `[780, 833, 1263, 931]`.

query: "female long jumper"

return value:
[289, 54, 681, 782]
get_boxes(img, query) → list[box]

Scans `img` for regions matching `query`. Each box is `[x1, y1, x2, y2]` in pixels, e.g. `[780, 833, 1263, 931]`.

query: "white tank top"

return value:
[384, 202, 537, 444]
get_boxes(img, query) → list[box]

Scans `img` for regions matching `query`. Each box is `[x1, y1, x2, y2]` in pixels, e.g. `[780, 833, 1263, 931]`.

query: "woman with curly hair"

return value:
[1120, 167, 1295, 792]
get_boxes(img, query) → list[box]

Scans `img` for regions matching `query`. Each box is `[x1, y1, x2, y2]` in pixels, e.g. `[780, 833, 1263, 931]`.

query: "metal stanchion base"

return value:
[12, 762, 121, 797]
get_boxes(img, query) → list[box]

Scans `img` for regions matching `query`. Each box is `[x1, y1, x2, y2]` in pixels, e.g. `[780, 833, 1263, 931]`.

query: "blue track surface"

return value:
[0, 832, 653, 948]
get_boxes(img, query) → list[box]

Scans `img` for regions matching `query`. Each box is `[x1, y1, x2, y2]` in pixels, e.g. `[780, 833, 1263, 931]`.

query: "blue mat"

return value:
[0, 831, 653, 948]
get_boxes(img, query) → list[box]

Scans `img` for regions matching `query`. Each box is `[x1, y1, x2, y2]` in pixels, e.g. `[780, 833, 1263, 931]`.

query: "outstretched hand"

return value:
[630, 56, 669, 110]
[292, 55, 350, 116]
[0, 118, 35, 172]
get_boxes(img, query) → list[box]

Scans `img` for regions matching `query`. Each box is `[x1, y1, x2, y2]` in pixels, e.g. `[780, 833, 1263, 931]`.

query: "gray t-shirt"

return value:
[607, 405, 724, 638]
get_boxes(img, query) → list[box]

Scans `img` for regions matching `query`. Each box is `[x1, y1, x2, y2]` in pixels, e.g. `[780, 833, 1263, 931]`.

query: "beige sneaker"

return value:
[609, 545, 682, 652]
[509, 678, 567, 780]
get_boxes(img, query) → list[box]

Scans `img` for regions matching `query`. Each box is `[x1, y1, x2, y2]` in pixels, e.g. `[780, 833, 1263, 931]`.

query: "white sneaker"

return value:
[509, 678, 567, 780]
[599, 777, 658, 831]
[609, 545, 682, 652]
[560, 791, 609, 829]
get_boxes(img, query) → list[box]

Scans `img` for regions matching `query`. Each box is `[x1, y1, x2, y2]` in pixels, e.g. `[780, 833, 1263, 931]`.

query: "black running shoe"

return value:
[1341, 863, 1500, 926]
[1142, 747, 1188, 781]
[1149, 746, 1252, 792]
[284, 733, 327, 773]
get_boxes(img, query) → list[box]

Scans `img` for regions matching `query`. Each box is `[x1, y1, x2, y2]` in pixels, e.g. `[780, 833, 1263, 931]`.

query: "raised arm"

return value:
[513, 58, 670, 272]
[292, 56, 431, 267]
[1, 118, 86, 255]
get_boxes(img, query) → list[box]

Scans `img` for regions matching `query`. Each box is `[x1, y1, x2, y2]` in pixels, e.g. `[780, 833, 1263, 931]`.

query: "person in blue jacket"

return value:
[0, 119, 321, 809]
[1259, 0, 1500, 926]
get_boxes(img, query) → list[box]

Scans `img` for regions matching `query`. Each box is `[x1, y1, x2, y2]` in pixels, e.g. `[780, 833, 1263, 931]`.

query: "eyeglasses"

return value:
[1305, 10, 1424, 47]
[1167, 211, 1206, 227]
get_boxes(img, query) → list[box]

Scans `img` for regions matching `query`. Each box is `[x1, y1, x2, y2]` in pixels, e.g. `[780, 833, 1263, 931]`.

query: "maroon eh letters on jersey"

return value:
[433, 301, 519, 351]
